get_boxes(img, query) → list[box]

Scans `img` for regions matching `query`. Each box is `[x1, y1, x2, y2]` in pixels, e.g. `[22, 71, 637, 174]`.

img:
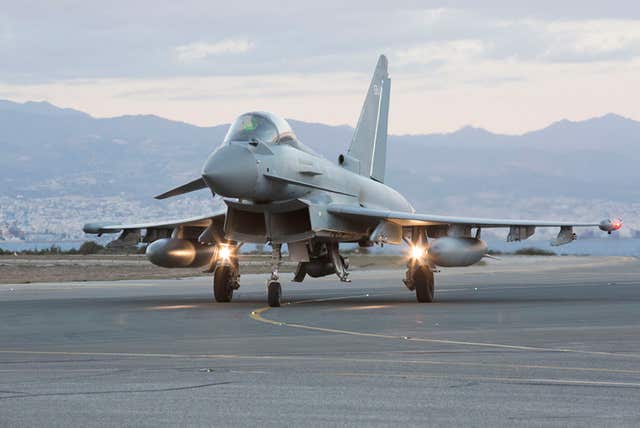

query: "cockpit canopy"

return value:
[225, 112, 298, 145]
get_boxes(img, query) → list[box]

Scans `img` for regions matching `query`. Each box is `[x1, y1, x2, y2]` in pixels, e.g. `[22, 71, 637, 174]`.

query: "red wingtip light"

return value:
[600, 218, 623, 233]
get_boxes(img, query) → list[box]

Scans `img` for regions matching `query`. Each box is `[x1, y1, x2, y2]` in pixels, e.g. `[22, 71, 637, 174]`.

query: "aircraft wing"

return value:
[327, 204, 597, 228]
[327, 204, 620, 245]
[83, 207, 226, 236]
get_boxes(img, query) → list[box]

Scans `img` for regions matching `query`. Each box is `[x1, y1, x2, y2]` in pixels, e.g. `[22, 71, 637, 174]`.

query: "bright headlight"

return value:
[410, 245, 425, 260]
[218, 244, 232, 260]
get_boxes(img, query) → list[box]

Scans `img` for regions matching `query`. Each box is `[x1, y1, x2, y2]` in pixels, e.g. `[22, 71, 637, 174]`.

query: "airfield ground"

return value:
[0, 253, 406, 284]
[1, 255, 639, 426]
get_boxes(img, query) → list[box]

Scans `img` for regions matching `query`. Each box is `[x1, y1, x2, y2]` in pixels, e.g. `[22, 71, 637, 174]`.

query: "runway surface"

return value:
[1, 256, 640, 427]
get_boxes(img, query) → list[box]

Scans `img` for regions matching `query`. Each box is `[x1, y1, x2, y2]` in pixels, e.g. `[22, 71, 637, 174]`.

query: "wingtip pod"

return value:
[82, 222, 120, 234]
[82, 223, 101, 234]
[599, 218, 623, 233]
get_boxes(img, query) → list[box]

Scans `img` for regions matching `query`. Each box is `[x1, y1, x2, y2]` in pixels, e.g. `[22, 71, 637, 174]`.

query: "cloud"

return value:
[0, 18, 14, 47]
[0, 72, 369, 129]
[3, 3, 640, 134]
[393, 17, 640, 70]
[4, 56, 640, 136]
[175, 38, 253, 62]
[541, 19, 640, 62]
[486, 18, 640, 63]
[394, 40, 486, 66]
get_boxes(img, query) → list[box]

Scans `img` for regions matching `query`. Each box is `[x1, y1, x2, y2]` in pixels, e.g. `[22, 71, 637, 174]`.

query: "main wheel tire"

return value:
[213, 265, 234, 303]
[267, 281, 282, 307]
[414, 266, 435, 303]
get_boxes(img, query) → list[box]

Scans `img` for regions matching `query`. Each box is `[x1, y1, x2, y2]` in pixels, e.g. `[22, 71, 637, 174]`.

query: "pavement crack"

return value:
[0, 390, 29, 395]
[0, 381, 232, 400]
[0, 358, 117, 365]
[506, 380, 640, 389]
[449, 381, 479, 389]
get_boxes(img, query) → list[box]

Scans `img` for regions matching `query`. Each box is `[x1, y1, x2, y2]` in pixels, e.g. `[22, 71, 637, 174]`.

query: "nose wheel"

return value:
[266, 243, 283, 307]
[267, 281, 282, 307]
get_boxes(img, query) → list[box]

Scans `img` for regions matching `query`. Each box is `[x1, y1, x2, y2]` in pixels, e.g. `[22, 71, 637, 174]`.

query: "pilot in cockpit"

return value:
[224, 112, 317, 155]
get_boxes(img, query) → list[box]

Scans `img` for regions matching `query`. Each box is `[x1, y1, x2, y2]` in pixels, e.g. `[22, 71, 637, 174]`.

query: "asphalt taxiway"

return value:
[1, 256, 640, 426]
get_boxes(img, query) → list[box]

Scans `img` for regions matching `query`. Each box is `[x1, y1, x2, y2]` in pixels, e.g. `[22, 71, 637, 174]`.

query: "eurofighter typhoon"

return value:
[84, 56, 622, 307]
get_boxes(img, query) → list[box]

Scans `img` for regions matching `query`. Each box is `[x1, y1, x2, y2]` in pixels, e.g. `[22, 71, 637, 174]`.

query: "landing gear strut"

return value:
[267, 243, 283, 307]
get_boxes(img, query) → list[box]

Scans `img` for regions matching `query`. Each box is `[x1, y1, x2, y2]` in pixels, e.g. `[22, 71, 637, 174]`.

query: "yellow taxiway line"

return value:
[249, 294, 640, 360]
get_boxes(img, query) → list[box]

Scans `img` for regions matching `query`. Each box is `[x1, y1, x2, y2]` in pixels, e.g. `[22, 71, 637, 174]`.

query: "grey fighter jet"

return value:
[84, 55, 622, 307]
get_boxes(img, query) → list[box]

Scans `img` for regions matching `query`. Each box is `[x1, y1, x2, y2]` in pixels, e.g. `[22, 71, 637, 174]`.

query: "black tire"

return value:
[267, 281, 282, 307]
[213, 265, 234, 302]
[414, 266, 435, 303]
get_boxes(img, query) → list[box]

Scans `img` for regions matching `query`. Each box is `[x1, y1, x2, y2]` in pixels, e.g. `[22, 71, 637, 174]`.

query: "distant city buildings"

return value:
[0, 221, 26, 240]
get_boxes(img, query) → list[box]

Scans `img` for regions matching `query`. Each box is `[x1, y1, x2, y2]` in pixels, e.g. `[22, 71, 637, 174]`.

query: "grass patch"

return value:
[0, 241, 106, 256]
[513, 247, 556, 256]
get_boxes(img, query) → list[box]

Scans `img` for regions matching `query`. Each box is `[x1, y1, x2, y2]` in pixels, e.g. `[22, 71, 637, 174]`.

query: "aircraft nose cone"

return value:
[202, 143, 258, 198]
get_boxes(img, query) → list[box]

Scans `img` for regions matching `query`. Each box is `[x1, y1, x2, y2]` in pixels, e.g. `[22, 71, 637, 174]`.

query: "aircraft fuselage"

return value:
[202, 139, 412, 244]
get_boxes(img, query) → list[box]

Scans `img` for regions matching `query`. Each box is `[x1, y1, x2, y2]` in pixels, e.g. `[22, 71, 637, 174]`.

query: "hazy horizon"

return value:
[1, 98, 638, 243]
[2, 97, 637, 137]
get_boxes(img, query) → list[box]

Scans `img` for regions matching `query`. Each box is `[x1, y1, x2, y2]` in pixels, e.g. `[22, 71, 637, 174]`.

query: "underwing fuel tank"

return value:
[146, 238, 215, 268]
[428, 237, 487, 267]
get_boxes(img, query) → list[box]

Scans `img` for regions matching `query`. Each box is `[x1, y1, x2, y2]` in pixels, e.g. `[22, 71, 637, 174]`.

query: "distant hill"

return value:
[386, 113, 640, 206]
[1, 99, 638, 208]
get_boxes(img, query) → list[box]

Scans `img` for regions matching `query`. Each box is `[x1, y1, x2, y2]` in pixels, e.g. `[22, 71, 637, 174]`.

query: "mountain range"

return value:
[1, 99, 638, 222]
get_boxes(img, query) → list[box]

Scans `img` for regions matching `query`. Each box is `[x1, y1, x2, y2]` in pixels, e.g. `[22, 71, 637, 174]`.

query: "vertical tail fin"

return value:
[346, 55, 390, 183]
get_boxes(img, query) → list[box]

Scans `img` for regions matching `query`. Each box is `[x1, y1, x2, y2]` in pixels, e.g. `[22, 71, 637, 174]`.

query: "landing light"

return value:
[410, 245, 426, 260]
[218, 244, 233, 260]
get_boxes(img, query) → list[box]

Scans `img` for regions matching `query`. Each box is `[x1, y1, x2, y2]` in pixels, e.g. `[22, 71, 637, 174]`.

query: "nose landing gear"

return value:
[267, 281, 282, 307]
[267, 243, 283, 307]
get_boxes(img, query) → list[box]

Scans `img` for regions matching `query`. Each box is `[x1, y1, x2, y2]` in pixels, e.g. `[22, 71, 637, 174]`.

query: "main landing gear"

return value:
[327, 242, 350, 282]
[211, 244, 240, 303]
[213, 264, 237, 302]
[267, 243, 283, 307]
[209, 241, 283, 307]
[403, 227, 436, 303]
[406, 264, 435, 302]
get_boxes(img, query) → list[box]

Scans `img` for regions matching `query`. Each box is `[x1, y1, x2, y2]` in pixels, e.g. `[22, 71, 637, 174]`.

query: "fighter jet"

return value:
[83, 55, 622, 307]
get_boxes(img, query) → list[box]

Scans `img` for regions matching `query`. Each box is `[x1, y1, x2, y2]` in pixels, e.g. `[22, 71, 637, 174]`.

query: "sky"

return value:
[2, 0, 640, 134]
